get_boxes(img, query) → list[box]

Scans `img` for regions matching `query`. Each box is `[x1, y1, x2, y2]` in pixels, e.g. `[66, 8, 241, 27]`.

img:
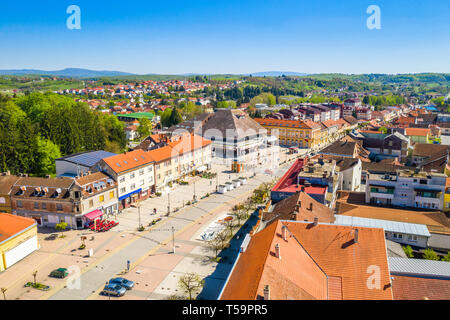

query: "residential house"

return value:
[219, 220, 393, 300]
[405, 128, 430, 144]
[365, 169, 447, 210]
[75, 172, 119, 225]
[0, 173, 20, 213]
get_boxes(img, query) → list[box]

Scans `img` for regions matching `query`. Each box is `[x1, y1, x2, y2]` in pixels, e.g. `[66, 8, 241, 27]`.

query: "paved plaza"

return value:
[0, 153, 300, 301]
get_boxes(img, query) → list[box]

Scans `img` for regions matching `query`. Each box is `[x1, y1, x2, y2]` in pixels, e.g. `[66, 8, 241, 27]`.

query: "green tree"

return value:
[169, 107, 183, 126]
[35, 137, 61, 175]
[137, 118, 152, 139]
[55, 222, 68, 238]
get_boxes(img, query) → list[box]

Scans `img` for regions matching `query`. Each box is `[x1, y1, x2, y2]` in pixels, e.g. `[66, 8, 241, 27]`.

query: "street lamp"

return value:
[167, 193, 170, 216]
[172, 226, 175, 254]
[131, 204, 142, 229]
[193, 179, 196, 201]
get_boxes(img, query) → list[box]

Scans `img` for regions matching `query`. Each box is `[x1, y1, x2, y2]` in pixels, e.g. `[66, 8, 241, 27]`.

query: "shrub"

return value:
[441, 252, 450, 262]
[155, 192, 162, 197]
[402, 245, 414, 258]
[423, 248, 440, 260]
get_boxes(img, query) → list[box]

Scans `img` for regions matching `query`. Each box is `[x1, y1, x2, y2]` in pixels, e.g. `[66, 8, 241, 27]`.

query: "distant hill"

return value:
[247, 71, 309, 77]
[0, 68, 134, 78]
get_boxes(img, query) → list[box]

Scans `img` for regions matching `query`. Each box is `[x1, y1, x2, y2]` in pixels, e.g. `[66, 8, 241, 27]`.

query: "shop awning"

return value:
[118, 188, 142, 201]
[84, 209, 103, 221]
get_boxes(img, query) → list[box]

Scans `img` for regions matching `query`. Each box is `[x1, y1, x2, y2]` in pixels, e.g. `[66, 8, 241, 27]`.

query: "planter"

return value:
[25, 282, 50, 291]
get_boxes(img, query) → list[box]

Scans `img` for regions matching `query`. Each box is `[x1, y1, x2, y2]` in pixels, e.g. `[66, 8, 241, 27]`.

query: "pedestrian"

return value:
[127, 260, 130, 272]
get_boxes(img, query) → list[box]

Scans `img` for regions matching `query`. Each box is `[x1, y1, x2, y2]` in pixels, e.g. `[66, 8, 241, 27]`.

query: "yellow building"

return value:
[255, 118, 323, 149]
[0, 213, 38, 272]
[444, 177, 450, 212]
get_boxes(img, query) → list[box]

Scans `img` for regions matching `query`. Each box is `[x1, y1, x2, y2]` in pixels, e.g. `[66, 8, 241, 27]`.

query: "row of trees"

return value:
[0, 92, 127, 176]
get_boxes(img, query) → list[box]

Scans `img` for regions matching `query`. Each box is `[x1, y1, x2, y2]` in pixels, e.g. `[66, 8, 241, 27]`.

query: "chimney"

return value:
[309, 202, 313, 211]
[282, 226, 287, 241]
[275, 244, 281, 259]
[313, 216, 318, 226]
[301, 186, 305, 192]
[263, 285, 270, 300]
[354, 229, 359, 243]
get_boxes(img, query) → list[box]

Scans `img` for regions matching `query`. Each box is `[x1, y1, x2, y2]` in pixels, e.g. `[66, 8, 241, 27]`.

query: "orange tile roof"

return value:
[405, 128, 430, 137]
[220, 221, 328, 300]
[284, 221, 393, 300]
[0, 213, 36, 243]
[102, 149, 155, 174]
[221, 220, 393, 300]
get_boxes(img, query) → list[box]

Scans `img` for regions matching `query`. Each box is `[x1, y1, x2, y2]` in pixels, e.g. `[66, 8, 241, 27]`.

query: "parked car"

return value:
[49, 268, 69, 279]
[109, 277, 135, 290]
[101, 283, 126, 297]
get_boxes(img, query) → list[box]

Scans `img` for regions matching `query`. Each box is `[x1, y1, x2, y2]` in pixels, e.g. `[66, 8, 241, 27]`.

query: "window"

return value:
[139, 169, 144, 176]
[34, 202, 39, 209]
[130, 173, 135, 179]
[0, 197, 5, 204]
[120, 187, 126, 193]
[42, 203, 46, 210]
[109, 191, 114, 199]
[148, 166, 153, 172]
[157, 174, 161, 179]
[89, 200, 93, 207]
[17, 200, 23, 208]
[408, 235, 418, 242]
[130, 184, 136, 190]
[99, 195, 104, 203]
[56, 204, 63, 211]
[140, 179, 144, 186]
[120, 176, 125, 183]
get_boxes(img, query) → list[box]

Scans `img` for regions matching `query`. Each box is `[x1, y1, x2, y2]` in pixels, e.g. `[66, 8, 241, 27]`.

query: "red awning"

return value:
[84, 209, 103, 221]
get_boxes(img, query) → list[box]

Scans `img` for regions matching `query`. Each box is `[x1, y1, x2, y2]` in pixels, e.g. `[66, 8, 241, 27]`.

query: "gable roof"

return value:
[220, 221, 328, 300]
[284, 221, 393, 300]
[263, 191, 335, 227]
[102, 149, 155, 174]
[0, 175, 21, 195]
[405, 128, 430, 137]
[220, 220, 393, 300]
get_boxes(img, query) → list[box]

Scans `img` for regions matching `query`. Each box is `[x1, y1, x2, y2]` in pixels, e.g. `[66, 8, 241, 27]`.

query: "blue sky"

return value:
[0, 0, 449, 74]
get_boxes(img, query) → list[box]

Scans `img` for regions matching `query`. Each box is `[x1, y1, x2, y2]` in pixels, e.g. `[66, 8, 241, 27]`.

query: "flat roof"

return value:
[389, 257, 450, 279]
[117, 112, 155, 119]
[334, 215, 431, 237]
